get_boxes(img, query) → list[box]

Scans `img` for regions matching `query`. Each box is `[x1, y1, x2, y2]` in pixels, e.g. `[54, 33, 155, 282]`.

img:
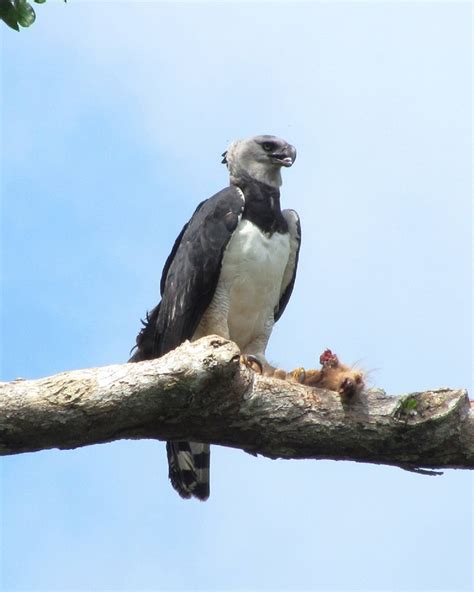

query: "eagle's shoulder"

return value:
[190, 185, 245, 231]
[159, 186, 244, 295]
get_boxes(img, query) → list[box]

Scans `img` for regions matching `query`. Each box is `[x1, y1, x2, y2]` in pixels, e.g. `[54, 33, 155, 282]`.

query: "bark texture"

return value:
[1, 336, 472, 472]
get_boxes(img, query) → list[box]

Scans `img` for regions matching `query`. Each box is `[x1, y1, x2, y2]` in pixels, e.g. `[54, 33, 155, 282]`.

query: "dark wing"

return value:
[274, 209, 301, 322]
[130, 186, 245, 361]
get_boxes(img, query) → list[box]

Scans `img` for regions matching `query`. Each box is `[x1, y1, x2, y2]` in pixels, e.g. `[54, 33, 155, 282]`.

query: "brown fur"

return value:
[245, 349, 365, 398]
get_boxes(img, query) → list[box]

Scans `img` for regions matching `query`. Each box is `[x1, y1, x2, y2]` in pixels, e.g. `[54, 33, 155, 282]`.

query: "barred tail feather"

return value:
[166, 441, 210, 501]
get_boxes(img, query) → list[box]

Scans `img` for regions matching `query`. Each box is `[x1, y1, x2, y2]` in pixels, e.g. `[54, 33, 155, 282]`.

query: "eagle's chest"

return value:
[198, 218, 290, 349]
[220, 218, 290, 296]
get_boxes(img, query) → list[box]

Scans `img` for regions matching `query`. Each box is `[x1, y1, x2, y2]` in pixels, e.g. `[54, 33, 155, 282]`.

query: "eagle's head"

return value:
[222, 135, 297, 188]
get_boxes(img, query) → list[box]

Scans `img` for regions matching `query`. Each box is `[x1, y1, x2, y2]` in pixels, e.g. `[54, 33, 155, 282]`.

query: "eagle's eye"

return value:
[261, 142, 275, 152]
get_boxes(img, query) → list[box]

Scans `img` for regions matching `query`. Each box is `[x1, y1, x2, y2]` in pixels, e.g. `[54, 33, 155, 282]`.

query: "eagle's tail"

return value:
[166, 441, 210, 501]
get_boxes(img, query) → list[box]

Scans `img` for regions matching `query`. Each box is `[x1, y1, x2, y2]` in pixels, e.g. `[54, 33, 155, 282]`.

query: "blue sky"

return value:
[1, 1, 472, 591]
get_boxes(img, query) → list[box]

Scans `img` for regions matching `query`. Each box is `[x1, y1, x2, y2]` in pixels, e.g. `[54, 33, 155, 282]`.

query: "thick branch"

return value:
[1, 336, 472, 471]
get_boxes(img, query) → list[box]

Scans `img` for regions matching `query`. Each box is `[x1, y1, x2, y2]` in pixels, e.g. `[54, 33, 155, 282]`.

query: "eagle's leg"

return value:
[239, 326, 274, 375]
[240, 354, 264, 374]
[239, 356, 291, 380]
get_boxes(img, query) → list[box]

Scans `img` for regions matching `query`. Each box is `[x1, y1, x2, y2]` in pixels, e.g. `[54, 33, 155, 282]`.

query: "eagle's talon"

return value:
[240, 354, 263, 374]
[289, 367, 306, 383]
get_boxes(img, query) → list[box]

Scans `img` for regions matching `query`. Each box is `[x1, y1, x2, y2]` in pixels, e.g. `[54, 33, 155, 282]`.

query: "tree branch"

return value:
[1, 336, 472, 472]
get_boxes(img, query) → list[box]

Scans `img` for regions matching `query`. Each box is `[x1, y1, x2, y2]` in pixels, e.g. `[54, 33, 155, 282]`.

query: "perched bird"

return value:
[130, 135, 300, 500]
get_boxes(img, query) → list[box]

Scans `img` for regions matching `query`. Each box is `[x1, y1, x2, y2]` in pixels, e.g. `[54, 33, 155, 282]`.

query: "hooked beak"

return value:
[271, 144, 297, 167]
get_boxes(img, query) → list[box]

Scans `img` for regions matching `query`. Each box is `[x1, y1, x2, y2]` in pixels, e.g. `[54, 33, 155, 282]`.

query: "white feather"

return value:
[194, 219, 291, 357]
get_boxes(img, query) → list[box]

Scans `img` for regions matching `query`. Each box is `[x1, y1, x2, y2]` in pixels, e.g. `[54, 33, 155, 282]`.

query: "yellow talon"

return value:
[240, 354, 263, 374]
[289, 367, 306, 383]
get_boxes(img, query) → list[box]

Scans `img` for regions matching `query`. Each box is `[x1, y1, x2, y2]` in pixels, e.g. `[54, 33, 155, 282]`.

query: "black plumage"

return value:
[129, 187, 244, 362]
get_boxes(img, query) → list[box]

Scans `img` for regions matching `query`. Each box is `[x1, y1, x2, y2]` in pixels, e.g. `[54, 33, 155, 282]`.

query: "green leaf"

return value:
[404, 398, 418, 411]
[0, 0, 20, 30]
[15, 0, 36, 27]
[1, 14, 20, 30]
[33, 0, 46, 4]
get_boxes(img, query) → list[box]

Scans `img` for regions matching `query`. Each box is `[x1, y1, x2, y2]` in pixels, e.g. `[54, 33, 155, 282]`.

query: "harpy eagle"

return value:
[130, 135, 300, 500]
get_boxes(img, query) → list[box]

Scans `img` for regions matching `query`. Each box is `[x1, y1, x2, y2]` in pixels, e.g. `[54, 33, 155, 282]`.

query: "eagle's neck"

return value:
[229, 162, 282, 188]
[234, 178, 288, 235]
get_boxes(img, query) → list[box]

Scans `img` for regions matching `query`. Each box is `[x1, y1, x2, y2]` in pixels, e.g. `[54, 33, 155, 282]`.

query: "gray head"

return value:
[222, 135, 297, 188]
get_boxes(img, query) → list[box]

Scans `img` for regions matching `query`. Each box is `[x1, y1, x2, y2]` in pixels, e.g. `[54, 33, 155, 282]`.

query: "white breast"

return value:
[196, 219, 291, 352]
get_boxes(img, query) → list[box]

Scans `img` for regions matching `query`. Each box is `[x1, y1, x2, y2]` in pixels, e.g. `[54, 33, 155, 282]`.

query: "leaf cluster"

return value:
[0, 0, 45, 31]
